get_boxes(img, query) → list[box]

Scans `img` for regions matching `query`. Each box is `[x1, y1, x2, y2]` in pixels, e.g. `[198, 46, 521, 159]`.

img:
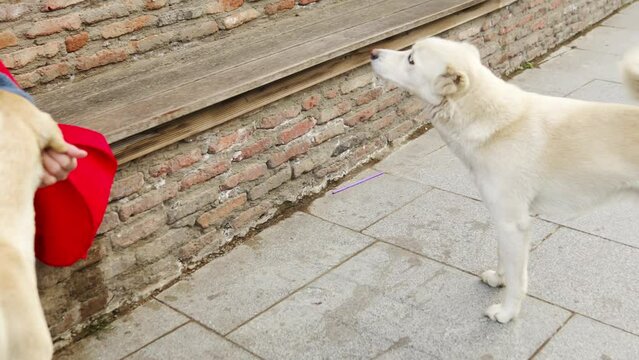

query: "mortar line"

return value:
[119, 321, 191, 360]
[528, 312, 576, 360]
[358, 186, 435, 233]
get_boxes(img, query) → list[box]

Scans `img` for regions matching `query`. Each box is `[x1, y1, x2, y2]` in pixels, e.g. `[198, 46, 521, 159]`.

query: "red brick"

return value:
[532, 19, 545, 31]
[312, 122, 344, 145]
[149, 148, 203, 177]
[145, 0, 167, 10]
[0, 31, 17, 50]
[387, 120, 415, 142]
[267, 139, 311, 168]
[302, 94, 320, 110]
[257, 106, 301, 129]
[0, 4, 32, 21]
[111, 210, 166, 247]
[355, 87, 383, 106]
[179, 160, 230, 190]
[101, 15, 156, 39]
[41, 0, 86, 11]
[129, 32, 174, 53]
[323, 88, 338, 99]
[397, 98, 424, 116]
[65, 32, 89, 53]
[277, 117, 315, 145]
[97, 211, 120, 234]
[344, 105, 377, 127]
[209, 128, 250, 153]
[231, 201, 271, 229]
[298, 0, 318, 5]
[232, 138, 273, 161]
[370, 113, 397, 131]
[220, 8, 259, 29]
[220, 0, 244, 11]
[15, 72, 40, 89]
[220, 163, 268, 190]
[265, 0, 294, 15]
[76, 48, 128, 71]
[110, 172, 145, 201]
[26, 14, 81, 38]
[196, 194, 247, 228]
[119, 182, 179, 220]
[319, 101, 351, 124]
[0, 42, 60, 69]
[378, 92, 402, 111]
[37, 63, 71, 83]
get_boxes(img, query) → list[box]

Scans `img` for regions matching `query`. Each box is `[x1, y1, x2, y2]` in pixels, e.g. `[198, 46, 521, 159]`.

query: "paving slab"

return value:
[308, 170, 432, 231]
[374, 129, 446, 171]
[567, 79, 638, 105]
[529, 228, 639, 335]
[364, 189, 558, 275]
[229, 242, 570, 360]
[156, 212, 374, 334]
[539, 48, 622, 83]
[571, 25, 639, 55]
[604, 2, 639, 31]
[377, 146, 480, 200]
[55, 300, 188, 360]
[508, 69, 591, 97]
[541, 197, 639, 249]
[125, 323, 257, 360]
[534, 315, 639, 360]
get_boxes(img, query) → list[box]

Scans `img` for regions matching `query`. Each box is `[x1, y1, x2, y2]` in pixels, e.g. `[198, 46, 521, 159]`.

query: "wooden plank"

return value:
[34, 0, 398, 126]
[113, 0, 509, 163]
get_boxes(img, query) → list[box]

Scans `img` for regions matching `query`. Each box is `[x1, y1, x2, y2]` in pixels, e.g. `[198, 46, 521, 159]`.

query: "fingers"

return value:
[65, 143, 88, 158]
[43, 150, 76, 181]
[39, 173, 57, 188]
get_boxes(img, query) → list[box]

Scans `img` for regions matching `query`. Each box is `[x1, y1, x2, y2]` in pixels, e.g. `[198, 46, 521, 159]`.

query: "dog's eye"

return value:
[408, 53, 415, 65]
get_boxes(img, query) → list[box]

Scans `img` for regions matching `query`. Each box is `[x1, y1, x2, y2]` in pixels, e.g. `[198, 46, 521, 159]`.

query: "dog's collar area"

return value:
[0, 74, 33, 103]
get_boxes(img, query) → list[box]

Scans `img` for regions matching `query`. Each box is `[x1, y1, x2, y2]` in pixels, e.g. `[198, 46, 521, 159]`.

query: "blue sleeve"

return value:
[0, 74, 33, 103]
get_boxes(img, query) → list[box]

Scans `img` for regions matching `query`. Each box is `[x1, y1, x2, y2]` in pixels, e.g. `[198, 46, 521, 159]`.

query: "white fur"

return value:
[371, 37, 639, 323]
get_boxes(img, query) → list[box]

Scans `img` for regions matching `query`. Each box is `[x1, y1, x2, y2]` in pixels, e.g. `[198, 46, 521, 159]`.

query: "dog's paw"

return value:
[485, 303, 518, 323]
[480, 270, 504, 288]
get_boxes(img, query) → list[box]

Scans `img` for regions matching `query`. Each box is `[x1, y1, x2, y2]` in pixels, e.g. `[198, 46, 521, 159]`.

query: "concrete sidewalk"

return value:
[57, 3, 639, 359]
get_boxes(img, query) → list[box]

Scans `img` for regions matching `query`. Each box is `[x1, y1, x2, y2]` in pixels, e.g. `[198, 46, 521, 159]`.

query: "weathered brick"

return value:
[370, 112, 397, 131]
[196, 194, 247, 228]
[179, 159, 230, 190]
[323, 88, 338, 99]
[110, 172, 145, 201]
[145, 0, 167, 10]
[99, 252, 136, 279]
[344, 105, 377, 127]
[221, 0, 244, 11]
[220, 163, 268, 190]
[81, 3, 129, 24]
[220, 8, 259, 29]
[42, 0, 86, 11]
[111, 210, 166, 247]
[119, 182, 179, 220]
[319, 101, 351, 124]
[231, 201, 272, 229]
[302, 94, 320, 110]
[129, 32, 174, 53]
[298, 0, 318, 5]
[80, 292, 108, 319]
[157, 8, 203, 27]
[97, 211, 120, 234]
[340, 73, 372, 94]
[248, 164, 291, 200]
[267, 139, 311, 168]
[292, 145, 332, 178]
[397, 97, 424, 117]
[257, 106, 301, 129]
[177, 230, 224, 262]
[205, 2, 223, 14]
[168, 186, 218, 223]
[0, 42, 60, 69]
[14, 72, 40, 89]
[102, 15, 156, 38]
[149, 148, 202, 177]
[135, 228, 192, 264]
[377, 92, 402, 111]
[177, 21, 219, 41]
[265, 0, 294, 15]
[76, 48, 128, 71]
[37, 63, 71, 83]
[387, 120, 415, 142]
[0, 31, 17, 50]
[209, 128, 251, 153]
[26, 14, 81, 38]
[65, 32, 89, 53]
[232, 138, 273, 162]
[277, 117, 315, 145]
[312, 121, 345, 145]
[355, 87, 383, 106]
[0, 4, 32, 21]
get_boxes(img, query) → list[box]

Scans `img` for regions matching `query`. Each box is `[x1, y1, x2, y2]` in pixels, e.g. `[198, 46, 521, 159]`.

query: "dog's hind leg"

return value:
[483, 201, 531, 323]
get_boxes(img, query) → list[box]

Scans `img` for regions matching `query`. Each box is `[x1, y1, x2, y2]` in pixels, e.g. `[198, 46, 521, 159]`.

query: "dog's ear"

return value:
[434, 65, 469, 96]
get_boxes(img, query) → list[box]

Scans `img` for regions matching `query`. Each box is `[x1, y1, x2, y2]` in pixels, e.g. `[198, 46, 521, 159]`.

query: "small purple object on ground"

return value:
[331, 171, 385, 194]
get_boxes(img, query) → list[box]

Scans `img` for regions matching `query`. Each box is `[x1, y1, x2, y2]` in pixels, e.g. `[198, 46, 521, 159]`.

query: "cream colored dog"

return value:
[0, 91, 69, 359]
[371, 37, 639, 323]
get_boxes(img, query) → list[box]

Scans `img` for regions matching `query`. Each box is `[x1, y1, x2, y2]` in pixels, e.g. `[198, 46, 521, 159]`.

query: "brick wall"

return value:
[27, 0, 631, 349]
[0, 0, 319, 92]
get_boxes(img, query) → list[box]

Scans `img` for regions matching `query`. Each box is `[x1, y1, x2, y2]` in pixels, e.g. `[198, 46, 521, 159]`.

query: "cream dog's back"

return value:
[0, 91, 68, 360]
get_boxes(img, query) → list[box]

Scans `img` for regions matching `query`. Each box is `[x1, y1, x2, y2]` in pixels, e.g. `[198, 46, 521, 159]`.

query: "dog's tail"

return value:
[622, 47, 639, 99]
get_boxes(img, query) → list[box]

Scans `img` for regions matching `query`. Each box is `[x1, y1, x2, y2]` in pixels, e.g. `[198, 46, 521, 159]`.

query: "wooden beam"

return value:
[113, 0, 511, 164]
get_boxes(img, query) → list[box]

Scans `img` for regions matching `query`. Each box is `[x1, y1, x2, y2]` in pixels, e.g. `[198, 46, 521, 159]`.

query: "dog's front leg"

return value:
[484, 205, 531, 323]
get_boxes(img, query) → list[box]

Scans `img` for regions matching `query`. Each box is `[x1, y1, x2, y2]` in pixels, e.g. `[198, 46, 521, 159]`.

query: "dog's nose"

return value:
[370, 49, 380, 60]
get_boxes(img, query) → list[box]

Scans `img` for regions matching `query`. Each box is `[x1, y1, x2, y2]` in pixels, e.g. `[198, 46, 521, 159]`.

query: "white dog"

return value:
[371, 37, 639, 323]
[0, 90, 70, 359]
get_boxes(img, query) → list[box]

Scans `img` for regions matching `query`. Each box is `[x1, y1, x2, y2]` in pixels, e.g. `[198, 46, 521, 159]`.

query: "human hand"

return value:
[40, 144, 88, 187]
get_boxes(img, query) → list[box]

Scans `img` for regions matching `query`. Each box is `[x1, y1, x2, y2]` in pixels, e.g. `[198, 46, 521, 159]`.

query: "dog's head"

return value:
[370, 37, 481, 104]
